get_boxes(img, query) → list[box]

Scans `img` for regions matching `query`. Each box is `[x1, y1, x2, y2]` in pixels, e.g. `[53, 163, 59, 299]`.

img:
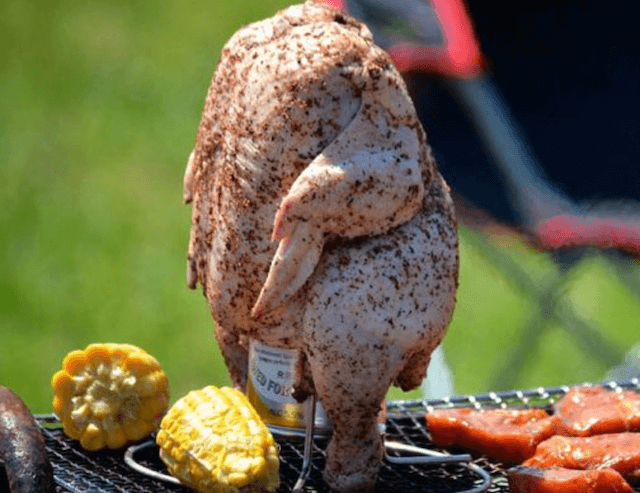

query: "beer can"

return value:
[246, 338, 332, 436]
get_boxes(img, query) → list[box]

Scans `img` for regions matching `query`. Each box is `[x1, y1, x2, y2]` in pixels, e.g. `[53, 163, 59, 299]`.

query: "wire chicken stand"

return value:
[288, 396, 491, 493]
[123, 393, 492, 492]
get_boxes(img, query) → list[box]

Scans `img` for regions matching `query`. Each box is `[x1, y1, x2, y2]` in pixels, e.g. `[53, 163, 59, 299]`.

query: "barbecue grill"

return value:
[3, 379, 640, 492]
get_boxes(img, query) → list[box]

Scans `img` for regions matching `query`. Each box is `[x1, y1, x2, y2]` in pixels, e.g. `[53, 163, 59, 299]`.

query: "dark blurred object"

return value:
[323, 0, 640, 255]
[0, 386, 56, 493]
[459, 0, 639, 216]
[424, 0, 640, 254]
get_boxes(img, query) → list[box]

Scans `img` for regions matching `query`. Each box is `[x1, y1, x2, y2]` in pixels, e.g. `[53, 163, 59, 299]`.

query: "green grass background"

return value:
[2, 0, 639, 413]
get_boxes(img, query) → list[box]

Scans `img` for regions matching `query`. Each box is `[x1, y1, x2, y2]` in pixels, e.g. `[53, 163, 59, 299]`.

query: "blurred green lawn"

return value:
[2, 0, 639, 413]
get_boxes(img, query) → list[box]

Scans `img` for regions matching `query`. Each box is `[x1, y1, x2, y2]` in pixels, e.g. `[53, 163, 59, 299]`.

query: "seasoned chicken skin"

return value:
[184, 2, 458, 491]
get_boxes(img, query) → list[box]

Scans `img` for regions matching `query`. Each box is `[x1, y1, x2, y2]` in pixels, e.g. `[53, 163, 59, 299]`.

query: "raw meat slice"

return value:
[508, 466, 633, 493]
[523, 433, 640, 483]
[553, 386, 640, 436]
[425, 407, 556, 464]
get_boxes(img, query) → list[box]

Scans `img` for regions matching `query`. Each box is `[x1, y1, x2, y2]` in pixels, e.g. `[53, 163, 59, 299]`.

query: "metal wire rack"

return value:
[7, 378, 640, 492]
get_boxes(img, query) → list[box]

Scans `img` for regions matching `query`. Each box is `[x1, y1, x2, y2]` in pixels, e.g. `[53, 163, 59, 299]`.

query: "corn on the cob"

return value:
[156, 386, 280, 493]
[51, 343, 170, 451]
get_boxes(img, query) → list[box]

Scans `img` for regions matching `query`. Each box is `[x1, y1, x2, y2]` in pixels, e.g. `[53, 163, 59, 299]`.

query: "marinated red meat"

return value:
[523, 433, 640, 483]
[553, 386, 640, 436]
[508, 466, 633, 493]
[425, 407, 556, 464]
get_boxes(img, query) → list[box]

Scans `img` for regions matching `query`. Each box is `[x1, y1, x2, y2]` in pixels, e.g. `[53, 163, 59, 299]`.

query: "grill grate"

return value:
[40, 426, 488, 493]
[8, 378, 640, 492]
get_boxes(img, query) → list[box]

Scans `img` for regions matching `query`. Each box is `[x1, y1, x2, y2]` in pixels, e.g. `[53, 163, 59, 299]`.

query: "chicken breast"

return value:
[184, 1, 458, 491]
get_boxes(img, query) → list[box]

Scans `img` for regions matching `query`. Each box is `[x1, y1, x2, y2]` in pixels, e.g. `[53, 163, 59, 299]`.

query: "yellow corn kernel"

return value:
[52, 396, 64, 416]
[105, 423, 127, 449]
[84, 343, 113, 366]
[135, 371, 169, 397]
[129, 419, 154, 442]
[52, 370, 74, 401]
[137, 396, 166, 422]
[126, 351, 162, 373]
[157, 386, 280, 493]
[62, 415, 83, 440]
[63, 350, 88, 375]
[51, 343, 170, 451]
[80, 422, 106, 451]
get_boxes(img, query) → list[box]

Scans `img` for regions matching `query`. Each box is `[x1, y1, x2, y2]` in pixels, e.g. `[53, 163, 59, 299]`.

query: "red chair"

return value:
[320, 0, 640, 257]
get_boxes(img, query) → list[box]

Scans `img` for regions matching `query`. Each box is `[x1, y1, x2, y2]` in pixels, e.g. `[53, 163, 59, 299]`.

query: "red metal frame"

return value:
[320, 0, 484, 78]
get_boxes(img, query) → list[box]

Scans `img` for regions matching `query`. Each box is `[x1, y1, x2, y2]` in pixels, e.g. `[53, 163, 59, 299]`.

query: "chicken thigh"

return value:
[184, 2, 458, 491]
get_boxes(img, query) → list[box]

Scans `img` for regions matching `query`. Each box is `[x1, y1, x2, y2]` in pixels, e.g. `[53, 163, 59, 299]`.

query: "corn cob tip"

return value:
[157, 385, 280, 493]
[52, 343, 170, 451]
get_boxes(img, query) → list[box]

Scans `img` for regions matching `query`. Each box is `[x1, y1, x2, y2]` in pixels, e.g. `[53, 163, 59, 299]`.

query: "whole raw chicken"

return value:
[184, 1, 458, 491]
